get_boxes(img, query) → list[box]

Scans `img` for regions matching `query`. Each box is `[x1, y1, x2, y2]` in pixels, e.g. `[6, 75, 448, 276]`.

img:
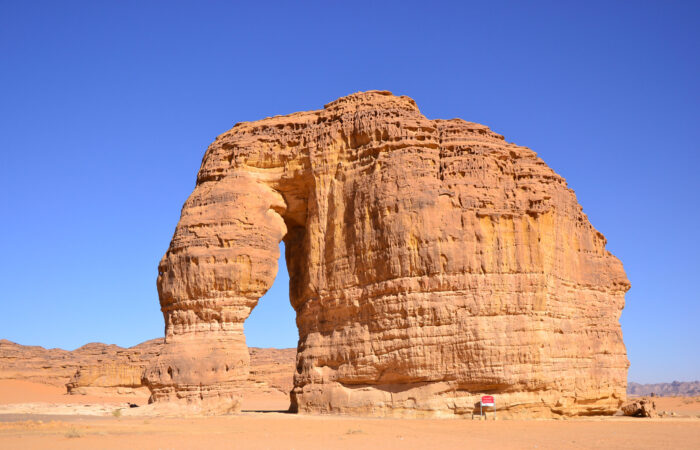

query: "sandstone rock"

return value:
[621, 398, 657, 418]
[146, 90, 630, 417]
[247, 347, 296, 396]
[65, 339, 161, 396]
[0, 339, 76, 387]
[0, 338, 160, 390]
[0, 339, 295, 402]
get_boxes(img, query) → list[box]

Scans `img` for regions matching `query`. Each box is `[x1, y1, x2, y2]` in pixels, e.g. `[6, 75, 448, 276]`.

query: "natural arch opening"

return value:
[244, 242, 297, 348]
[242, 241, 298, 412]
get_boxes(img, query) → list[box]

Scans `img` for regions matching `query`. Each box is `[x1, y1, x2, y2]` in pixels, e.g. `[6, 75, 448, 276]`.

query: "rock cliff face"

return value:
[146, 91, 630, 417]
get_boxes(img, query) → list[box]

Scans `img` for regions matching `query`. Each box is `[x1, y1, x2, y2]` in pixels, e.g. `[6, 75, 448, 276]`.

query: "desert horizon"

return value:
[3, 86, 698, 445]
[2, 1, 698, 448]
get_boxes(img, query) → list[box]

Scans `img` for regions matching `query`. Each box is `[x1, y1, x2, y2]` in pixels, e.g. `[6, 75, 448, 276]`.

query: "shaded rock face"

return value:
[145, 91, 630, 417]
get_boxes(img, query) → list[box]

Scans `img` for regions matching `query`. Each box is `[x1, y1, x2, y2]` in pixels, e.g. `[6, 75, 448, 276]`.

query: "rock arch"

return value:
[144, 91, 630, 417]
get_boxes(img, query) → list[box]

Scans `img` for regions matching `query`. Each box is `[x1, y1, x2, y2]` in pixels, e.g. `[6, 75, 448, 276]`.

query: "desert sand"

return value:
[1, 380, 699, 449]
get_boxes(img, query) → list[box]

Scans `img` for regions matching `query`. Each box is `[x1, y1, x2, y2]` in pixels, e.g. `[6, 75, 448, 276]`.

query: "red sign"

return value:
[481, 395, 495, 405]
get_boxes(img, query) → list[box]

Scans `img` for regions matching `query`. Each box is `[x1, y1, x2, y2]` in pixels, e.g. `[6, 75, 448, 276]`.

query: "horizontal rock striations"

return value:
[65, 339, 162, 396]
[147, 90, 630, 417]
[0, 338, 161, 394]
[0, 339, 295, 401]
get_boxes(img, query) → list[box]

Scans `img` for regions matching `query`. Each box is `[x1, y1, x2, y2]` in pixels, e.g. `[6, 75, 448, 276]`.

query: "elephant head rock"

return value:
[144, 91, 630, 417]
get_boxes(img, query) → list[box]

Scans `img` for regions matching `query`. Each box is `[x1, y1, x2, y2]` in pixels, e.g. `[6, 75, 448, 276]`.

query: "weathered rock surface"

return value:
[146, 90, 630, 417]
[0, 338, 160, 391]
[65, 339, 162, 396]
[0, 339, 295, 401]
[247, 347, 296, 397]
[621, 398, 657, 418]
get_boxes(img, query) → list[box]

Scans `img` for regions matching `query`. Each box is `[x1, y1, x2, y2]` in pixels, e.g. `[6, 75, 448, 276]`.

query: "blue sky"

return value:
[0, 1, 697, 384]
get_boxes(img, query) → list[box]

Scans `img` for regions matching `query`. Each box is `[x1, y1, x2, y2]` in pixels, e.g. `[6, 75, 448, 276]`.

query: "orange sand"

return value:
[1, 380, 698, 449]
[651, 396, 700, 416]
[0, 379, 148, 405]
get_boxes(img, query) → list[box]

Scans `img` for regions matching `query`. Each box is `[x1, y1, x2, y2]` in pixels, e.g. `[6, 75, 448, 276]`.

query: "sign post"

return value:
[480, 395, 495, 420]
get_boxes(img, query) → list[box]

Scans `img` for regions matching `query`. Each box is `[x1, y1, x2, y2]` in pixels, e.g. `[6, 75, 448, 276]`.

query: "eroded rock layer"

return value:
[0, 339, 162, 393]
[0, 339, 295, 402]
[146, 91, 630, 417]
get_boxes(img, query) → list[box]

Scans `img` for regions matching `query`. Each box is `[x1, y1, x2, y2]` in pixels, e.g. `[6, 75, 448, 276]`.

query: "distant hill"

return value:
[628, 381, 700, 397]
[0, 339, 296, 397]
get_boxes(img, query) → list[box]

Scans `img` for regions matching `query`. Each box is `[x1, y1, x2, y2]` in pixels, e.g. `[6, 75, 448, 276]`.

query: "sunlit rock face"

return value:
[144, 91, 630, 417]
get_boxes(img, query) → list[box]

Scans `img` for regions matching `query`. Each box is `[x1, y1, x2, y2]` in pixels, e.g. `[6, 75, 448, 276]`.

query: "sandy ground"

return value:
[650, 395, 700, 416]
[1, 380, 699, 449]
[0, 380, 149, 405]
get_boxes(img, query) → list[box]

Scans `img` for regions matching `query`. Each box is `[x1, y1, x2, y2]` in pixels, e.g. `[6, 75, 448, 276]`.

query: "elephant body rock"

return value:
[145, 91, 630, 417]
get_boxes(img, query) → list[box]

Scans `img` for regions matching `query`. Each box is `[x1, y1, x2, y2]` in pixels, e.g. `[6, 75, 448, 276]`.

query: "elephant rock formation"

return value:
[144, 91, 630, 417]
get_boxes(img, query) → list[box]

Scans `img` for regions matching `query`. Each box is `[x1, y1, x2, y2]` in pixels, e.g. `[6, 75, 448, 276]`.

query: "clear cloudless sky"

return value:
[1, 1, 698, 384]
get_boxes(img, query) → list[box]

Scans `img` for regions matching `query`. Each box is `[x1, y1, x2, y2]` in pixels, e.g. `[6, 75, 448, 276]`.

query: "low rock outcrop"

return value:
[65, 339, 161, 396]
[0, 338, 161, 390]
[621, 398, 657, 418]
[0, 339, 295, 401]
[146, 90, 630, 417]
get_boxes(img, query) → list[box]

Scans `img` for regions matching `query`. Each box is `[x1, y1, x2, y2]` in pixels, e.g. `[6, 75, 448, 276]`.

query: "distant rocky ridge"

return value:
[0, 339, 295, 398]
[628, 381, 700, 397]
[0, 338, 162, 389]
